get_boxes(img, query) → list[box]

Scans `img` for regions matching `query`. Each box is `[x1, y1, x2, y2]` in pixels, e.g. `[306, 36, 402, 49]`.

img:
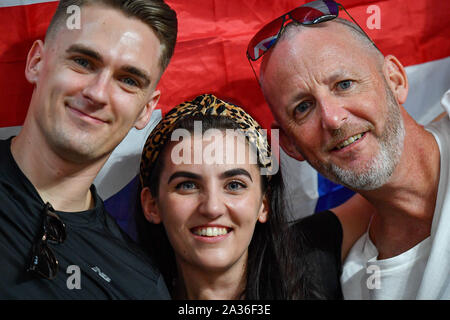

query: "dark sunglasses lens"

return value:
[45, 212, 66, 243]
[290, 0, 339, 24]
[247, 16, 285, 60]
[28, 241, 58, 279]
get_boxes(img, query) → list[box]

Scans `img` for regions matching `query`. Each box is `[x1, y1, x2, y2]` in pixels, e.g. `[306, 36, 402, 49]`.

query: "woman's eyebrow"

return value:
[220, 168, 253, 182]
[167, 171, 201, 184]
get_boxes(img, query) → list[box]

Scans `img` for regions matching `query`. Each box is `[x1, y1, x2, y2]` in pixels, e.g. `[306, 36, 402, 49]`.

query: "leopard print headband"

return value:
[139, 94, 274, 187]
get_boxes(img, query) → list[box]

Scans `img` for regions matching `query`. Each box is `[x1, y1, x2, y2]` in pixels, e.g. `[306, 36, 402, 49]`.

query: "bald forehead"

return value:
[258, 21, 387, 117]
[260, 21, 382, 83]
[280, 20, 376, 54]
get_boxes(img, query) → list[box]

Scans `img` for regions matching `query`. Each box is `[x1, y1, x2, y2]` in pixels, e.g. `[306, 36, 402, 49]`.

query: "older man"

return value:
[0, 0, 177, 299]
[251, 0, 449, 299]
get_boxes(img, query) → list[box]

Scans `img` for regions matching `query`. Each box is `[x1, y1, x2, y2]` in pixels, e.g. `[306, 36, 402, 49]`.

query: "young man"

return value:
[253, 0, 449, 299]
[0, 0, 177, 299]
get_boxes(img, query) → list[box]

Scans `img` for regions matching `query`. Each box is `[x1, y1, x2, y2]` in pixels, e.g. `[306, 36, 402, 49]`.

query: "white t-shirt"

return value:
[341, 90, 450, 300]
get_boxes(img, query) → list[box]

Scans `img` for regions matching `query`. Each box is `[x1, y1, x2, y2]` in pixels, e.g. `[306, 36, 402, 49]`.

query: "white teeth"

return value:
[193, 227, 229, 237]
[336, 133, 363, 150]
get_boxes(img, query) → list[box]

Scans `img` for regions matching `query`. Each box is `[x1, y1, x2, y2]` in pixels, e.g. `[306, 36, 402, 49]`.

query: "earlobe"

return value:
[258, 195, 269, 223]
[135, 89, 161, 130]
[25, 40, 45, 85]
[141, 187, 162, 224]
[383, 55, 409, 105]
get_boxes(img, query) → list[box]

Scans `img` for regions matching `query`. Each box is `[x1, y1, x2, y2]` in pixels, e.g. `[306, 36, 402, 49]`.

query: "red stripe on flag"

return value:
[349, 0, 450, 66]
[0, 2, 58, 127]
[158, 0, 450, 129]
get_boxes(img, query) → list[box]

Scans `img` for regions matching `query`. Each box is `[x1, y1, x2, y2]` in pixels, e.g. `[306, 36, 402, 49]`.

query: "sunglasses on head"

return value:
[27, 202, 66, 279]
[246, 0, 376, 62]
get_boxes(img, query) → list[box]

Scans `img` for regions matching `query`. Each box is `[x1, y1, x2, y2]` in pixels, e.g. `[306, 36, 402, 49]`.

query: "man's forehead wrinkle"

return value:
[274, 37, 332, 85]
[262, 25, 357, 97]
[286, 27, 374, 77]
[281, 22, 373, 58]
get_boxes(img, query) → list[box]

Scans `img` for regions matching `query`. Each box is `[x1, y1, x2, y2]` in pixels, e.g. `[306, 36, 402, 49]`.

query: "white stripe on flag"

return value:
[404, 56, 450, 125]
[0, 0, 57, 8]
[94, 110, 162, 200]
[0, 126, 21, 138]
[281, 148, 319, 221]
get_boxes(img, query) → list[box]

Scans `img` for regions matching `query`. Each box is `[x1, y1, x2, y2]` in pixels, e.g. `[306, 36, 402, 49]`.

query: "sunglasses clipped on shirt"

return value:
[27, 202, 66, 280]
[246, 0, 377, 62]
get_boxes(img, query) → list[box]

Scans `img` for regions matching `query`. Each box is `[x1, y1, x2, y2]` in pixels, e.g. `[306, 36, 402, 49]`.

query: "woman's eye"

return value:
[175, 181, 197, 191]
[337, 80, 353, 90]
[226, 181, 246, 192]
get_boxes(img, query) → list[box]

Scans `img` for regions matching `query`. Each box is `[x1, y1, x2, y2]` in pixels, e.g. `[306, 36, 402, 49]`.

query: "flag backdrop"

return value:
[1, 0, 449, 236]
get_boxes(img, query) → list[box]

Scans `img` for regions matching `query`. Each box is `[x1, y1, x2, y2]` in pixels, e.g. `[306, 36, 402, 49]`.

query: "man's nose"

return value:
[197, 189, 226, 220]
[81, 71, 110, 106]
[318, 95, 349, 130]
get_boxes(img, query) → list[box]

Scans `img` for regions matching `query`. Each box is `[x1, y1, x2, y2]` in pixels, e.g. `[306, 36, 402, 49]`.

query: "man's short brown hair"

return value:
[46, 0, 177, 72]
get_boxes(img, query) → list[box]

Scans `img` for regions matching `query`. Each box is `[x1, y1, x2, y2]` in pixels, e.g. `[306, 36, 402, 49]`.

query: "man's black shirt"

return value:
[0, 138, 170, 299]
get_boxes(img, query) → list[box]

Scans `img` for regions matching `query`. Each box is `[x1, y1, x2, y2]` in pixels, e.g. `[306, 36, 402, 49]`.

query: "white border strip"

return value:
[0, 0, 57, 8]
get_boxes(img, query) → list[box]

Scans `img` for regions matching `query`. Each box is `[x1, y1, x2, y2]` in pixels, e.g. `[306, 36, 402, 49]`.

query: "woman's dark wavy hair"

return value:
[135, 114, 325, 299]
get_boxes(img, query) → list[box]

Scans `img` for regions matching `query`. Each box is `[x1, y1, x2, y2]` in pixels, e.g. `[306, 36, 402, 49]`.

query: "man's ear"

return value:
[140, 187, 162, 224]
[272, 121, 305, 161]
[134, 89, 161, 130]
[258, 194, 269, 223]
[383, 55, 408, 105]
[25, 40, 45, 85]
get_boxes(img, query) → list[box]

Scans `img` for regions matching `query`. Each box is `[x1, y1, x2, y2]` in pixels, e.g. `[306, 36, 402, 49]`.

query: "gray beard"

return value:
[317, 87, 405, 191]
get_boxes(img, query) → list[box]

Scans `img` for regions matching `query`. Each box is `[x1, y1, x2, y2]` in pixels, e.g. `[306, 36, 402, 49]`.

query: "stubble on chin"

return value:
[45, 123, 110, 164]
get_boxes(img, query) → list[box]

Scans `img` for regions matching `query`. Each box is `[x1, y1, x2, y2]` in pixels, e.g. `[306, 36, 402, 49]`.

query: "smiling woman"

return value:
[135, 94, 347, 300]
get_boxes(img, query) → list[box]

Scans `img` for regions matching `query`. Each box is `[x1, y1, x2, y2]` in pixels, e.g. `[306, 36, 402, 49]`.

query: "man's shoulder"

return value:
[425, 90, 450, 144]
[0, 137, 22, 185]
[426, 112, 450, 135]
[0, 137, 12, 166]
[426, 115, 450, 167]
[96, 208, 170, 298]
[97, 202, 163, 275]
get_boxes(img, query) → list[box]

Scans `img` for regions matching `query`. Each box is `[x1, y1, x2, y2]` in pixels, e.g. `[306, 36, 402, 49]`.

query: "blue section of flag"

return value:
[315, 173, 355, 212]
[264, 37, 276, 50]
[104, 175, 140, 241]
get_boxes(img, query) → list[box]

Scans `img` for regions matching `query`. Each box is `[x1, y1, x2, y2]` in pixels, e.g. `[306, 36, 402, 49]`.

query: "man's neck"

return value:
[11, 130, 107, 212]
[361, 115, 441, 259]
